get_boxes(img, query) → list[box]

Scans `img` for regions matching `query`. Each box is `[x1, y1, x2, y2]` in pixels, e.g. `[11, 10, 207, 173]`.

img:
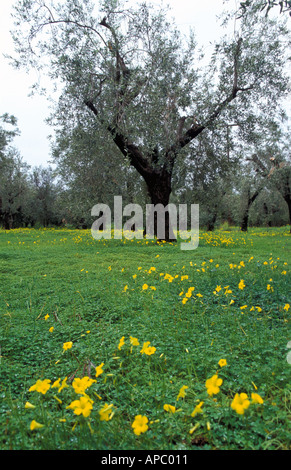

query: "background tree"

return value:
[0, 150, 30, 229]
[249, 132, 291, 230]
[28, 166, 62, 227]
[249, 187, 289, 226]
[269, 163, 291, 230]
[0, 114, 30, 229]
[51, 119, 146, 228]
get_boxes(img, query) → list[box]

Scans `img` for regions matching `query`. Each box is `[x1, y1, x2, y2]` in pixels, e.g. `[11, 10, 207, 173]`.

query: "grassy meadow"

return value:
[0, 226, 290, 450]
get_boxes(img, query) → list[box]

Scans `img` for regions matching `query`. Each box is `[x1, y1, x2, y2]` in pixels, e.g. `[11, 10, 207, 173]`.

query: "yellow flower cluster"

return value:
[26, 334, 159, 432]
[25, 339, 266, 437]
[181, 286, 195, 305]
[140, 341, 156, 356]
[203, 363, 264, 415]
[231, 393, 264, 415]
[28, 369, 115, 426]
[98, 252, 290, 321]
[117, 335, 156, 356]
[72, 376, 96, 395]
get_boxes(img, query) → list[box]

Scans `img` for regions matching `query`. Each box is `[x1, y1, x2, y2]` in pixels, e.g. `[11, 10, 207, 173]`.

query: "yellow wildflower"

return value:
[130, 336, 139, 346]
[177, 385, 188, 401]
[251, 393, 264, 404]
[140, 341, 156, 356]
[29, 379, 51, 395]
[52, 377, 68, 393]
[99, 403, 115, 421]
[189, 423, 200, 434]
[72, 377, 96, 395]
[231, 393, 250, 415]
[140, 341, 151, 354]
[95, 363, 104, 377]
[118, 336, 125, 350]
[53, 395, 62, 404]
[63, 341, 73, 351]
[143, 346, 156, 355]
[67, 396, 93, 418]
[25, 402, 36, 409]
[218, 359, 227, 367]
[238, 280, 245, 290]
[251, 381, 258, 390]
[30, 420, 44, 431]
[163, 404, 176, 413]
[205, 375, 222, 396]
[132, 415, 149, 435]
[191, 401, 204, 417]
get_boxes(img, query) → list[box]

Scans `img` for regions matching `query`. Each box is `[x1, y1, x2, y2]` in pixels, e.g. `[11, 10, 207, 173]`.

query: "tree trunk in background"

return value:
[2, 212, 13, 230]
[207, 213, 217, 231]
[240, 210, 250, 232]
[284, 198, 291, 233]
[241, 188, 262, 232]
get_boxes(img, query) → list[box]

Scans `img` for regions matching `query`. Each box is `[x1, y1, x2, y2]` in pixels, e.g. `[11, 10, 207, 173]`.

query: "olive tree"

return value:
[9, 0, 290, 239]
[0, 114, 30, 229]
[249, 134, 291, 231]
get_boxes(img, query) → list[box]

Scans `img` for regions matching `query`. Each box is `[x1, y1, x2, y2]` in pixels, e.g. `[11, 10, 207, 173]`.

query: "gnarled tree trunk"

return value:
[144, 169, 176, 241]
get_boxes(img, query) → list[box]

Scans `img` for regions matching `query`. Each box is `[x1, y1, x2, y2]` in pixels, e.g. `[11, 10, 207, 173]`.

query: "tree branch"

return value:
[32, 18, 108, 47]
[99, 17, 131, 78]
[107, 125, 152, 179]
[166, 37, 254, 162]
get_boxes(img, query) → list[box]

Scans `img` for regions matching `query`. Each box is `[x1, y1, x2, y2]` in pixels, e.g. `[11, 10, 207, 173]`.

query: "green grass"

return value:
[0, 226, 290, 450]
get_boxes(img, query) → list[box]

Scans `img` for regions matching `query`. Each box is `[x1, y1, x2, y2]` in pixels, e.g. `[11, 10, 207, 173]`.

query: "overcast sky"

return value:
[0, 0, 238, 168]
